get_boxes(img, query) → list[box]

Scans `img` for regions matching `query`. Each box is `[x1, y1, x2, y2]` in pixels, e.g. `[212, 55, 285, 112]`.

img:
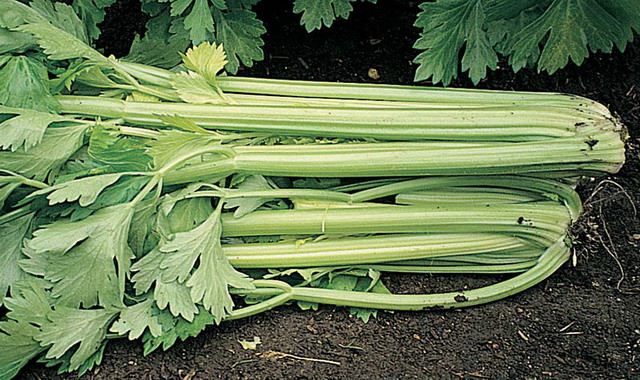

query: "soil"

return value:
[23, 1, 640, 379]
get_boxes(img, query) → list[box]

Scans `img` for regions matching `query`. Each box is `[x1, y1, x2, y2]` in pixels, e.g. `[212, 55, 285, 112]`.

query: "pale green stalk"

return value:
[218, 203, 570, 247]
[161, 135, 624, 184]
[227, 238, 570, 318]
[223, 233, 531, 268]
[57, 95, 609, 141]
[117, 61, 610, 116]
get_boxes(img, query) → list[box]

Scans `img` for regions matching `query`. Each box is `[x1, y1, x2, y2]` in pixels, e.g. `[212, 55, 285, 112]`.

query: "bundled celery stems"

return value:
[0, 2, 627, 377]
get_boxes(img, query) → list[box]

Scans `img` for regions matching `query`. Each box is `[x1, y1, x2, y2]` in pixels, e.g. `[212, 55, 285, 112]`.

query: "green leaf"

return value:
[16, 22, 107, 62]
[141, 306, 215, 355]
[0, 0, 88, 49]
[227, 0, 261, 9]
[110, 299, 163, 340]
[142, 1, 264, 73]
[130, 247, 163, 295]
[60, 176, 149, 221]
[50, 60, 96, 93]
[32, 173, 126, 207]
[293, 268, 389, 322]
[0, 0, 45, 29]
[128, 197, 159, 257]
[154, 279, 199, 321]
[460, 1, 498, 84]
[0, 278, 52, 379]
[161, 204, 253, 322]
[157, 210, 220, 285]
[0, 320, 44, 379]
[123, 34, 185, 69]
[36, 306, 117, 371]
[0, 106, 68, 152]
[213, 8, 265, 73]
[507, 0, 633, 74]
[293, 0, 353, 32]
[347, 270, 390, 323]
[73, 65, 121, 89]
[0, 179, 21, 210]
[184, 0, 216, 44]
[172, 71, 225, 104]
[131, 247, 200, 321]
[225, 174, 275, 217]
[413, 0, 497, 85]
[0, 214, 33, 306]
[0, 27, 35, 54]
[599, 0, 640, 44]
[0, 123, 88, 182]
[36, 342, 106, 377]
[23, 204, 135, 308]
[147, 129, 219, 170]
[72, 0, 117, 41]
[181, 41, 228, 83]
[486, 4, 545, 56]
[158, 114, 209, 134]
[131, 197, 210, 321]
[53, 147, 106, 183]
[165, 196, 214, 233]
[0, 56, 60, 113]
[88, 124, 153, 172]
[265, 267, 336, 283]
[30, 0, 89, 43]
[4, 277, 53, 326]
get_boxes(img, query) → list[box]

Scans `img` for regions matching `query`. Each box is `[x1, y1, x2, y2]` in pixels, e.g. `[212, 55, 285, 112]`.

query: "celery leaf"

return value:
[0, 177, 21, 210]
[181, 42, 227, 83]
[179, 0, 227, 44]
[0, 106, 67, 152]
[0, 278, 52, 379]
[161, 206, 253, 322]
[294, 268, 390, 323]
[0, 0, 88, 44]
[36, 306, 117, 371]
[32, 173, 126, 207]
[293, 0, 375, 32]
[16, 22, 107, 62]
[88, 124, 153, 172]
[131, 247, 200, 321]
[23, 204, 135, 308]
[0, 56, 60, 113]
[131, 196, 212, 321]
[110, 299, 163, 340]
[72, 0, 117, 41]
[30, 0, 89, 43]
[0, 123, 88, 182]
[413, 0, 496, 85]
[172, 71, 225, 104]
[213, 8, 265, 73]
[507, 0, 636, 74]
[225, 174, 275, 217]
[0, 320, 44, 379]
[124, 34, 185, 69]
[0, 214, 34, 306]
[141, 306, 215, 355]
[293, 0, 353, 32]
[147, 129, 219, 170]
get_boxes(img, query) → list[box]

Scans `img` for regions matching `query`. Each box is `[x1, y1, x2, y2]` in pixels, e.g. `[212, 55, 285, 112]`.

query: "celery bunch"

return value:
[0, 1, 627, 378]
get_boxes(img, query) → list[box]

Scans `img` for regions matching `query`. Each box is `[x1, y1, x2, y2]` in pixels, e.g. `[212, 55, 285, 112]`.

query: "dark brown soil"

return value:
[23, 1, 640, 379]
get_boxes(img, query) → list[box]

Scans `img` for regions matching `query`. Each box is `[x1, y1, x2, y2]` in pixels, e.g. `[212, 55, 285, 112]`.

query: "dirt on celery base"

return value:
[24, 1, 640, 379]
